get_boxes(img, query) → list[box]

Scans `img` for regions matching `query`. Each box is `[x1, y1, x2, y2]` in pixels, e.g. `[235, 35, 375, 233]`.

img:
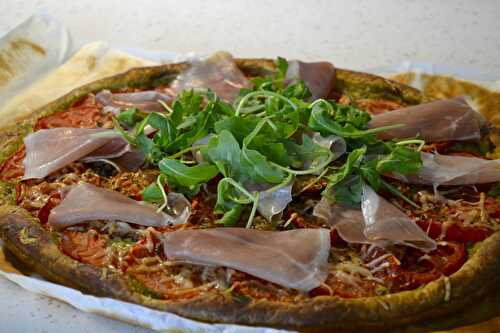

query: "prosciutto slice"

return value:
[170, 52, 251, 103]
[394, 152, 500, 186]
[313, 184, 436, 251]
[245, 182, 293, 221]
[23, 128, 143, 179]
[48, 183, 188, 229]
[96, 90, 172, 113]
[368, 97, 485, 142]
[162, 228, 330, 291]
[285, 60, 335, 100]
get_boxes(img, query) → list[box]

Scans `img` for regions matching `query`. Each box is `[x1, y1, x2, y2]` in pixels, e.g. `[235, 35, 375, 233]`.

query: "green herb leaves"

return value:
[159, 159, 219, 193]
[112, 57, 424, 228]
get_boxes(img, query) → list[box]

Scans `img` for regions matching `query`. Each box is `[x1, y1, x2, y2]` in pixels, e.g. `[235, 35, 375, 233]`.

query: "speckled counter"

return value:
[0, 1, 499, 332]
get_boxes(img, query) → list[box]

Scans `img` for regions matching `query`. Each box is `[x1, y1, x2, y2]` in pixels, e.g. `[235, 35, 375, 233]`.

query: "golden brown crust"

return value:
[0, 59, 499, 333]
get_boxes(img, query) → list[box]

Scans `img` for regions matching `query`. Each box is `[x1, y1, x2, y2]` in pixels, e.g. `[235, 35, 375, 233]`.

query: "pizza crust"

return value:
[0, 59, 499, 333]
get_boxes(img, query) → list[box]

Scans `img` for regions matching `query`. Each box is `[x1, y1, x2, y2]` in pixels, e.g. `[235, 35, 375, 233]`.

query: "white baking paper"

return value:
[0, 270, 293, 333]
[0, 10, 71, 110]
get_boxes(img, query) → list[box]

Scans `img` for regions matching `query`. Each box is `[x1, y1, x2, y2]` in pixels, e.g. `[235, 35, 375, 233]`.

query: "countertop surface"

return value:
[1, 1, 500, 332]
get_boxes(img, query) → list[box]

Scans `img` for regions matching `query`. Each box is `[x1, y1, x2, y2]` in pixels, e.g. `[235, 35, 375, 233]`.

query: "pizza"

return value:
[0, 52, 499, 333]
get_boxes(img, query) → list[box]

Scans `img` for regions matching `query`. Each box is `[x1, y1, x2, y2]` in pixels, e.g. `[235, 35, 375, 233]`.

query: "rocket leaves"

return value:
[113, 57, 423, 227]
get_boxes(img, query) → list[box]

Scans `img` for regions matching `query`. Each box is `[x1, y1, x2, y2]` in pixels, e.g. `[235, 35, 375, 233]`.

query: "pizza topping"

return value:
[22, 127, 144, 179]
[394, 152, 500, 186]
[245, 181, 293, 222]
[368, 97, 485, 142]
[5, 55, 500, 303]
[314, 183, 436, 252]
[48, 183, 189, 229]
[170, 52, 251, 103]
[60, 230, 110, 267]
[96, 90, 172, 114]
[162, 228, 330, 291]
[285, 60, 335, 100]
[35, 94, 103, 130]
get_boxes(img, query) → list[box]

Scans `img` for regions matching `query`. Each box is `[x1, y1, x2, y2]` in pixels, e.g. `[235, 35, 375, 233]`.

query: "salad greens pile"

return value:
[115, 58, 423, 227]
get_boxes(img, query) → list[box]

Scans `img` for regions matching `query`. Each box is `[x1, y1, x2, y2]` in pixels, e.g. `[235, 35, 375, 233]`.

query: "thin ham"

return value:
[313, 184, 436, 252]
[170, 52, 251, 103]
[162, 228, 330, 292]
[394, 152, 500, 186]
[368, 97, 485, 142]
[285, 60, 336, 100]
[23, 128, 143, 179]
[245, 182, 293, 222]
[48, 183, 188, 229]
[96, 90, 172, 113]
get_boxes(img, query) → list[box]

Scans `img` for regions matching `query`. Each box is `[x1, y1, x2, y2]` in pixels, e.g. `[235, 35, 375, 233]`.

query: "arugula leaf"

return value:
[136, 133, 163, 164]
[240, 147, 284, 184]
[331, 102, 371, 128]
[170, 90, 204, 126]
[147, 112, 176, 148]
[276, 56, 288, 83]
[142, 182, 164, 203]
[308, 102, 402, 138]
[159, 159, 219, 193]
[326, 146, 366, 189]
[333, 176, 363, 206]
[116, 108, 146, 128]
[488, 182, 500, 198]
[214, 116, 260, 144]
[375, 146, 422, 175]
[205, 130, 242, 178]
[284, 135, 331, 169]
[216, 204, 244, 226]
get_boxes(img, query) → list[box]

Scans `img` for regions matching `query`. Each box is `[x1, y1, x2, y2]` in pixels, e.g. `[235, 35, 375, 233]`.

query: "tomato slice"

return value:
[60, 230, 109, 267]
[416, 220, 493, 242]
[37, 193, 61, 225]
[35, 95, 102, 130]
[0, 147, 25, 181]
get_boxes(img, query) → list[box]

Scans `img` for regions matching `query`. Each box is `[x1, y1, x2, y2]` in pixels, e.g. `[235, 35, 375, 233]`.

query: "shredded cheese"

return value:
[444, 276, 451, 302]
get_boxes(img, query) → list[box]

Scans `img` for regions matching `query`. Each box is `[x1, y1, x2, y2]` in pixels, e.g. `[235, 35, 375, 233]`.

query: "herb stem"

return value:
[396, 139, 425, 151]
[156, 175, 168, 213]
[246, 191, 260, 228]
[112, 117, 136, 144]
[168, 144, 207, 160]
[271, 153, 334, 175]
[266, 173, 293, 193]
[157, 100, 174, 114]
[219, 178, 256, 202]
[381, 179, 420, 209]
[235, 90, 298, 116]
[294, 167, 330, 196]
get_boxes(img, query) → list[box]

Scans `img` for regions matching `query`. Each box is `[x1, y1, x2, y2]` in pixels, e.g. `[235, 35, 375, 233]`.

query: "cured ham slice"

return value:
[285, 60, 335, 100]
[170, 52, 251, 103]
[245, 182, 293, 221]
[368, 97, 485, 142]
[48, 183, 189, 229]
[313, 184, 436, 251]
[23, 128, 143, 179]
[96, 90, 172, 113]
[394, 152, 500, 186]
[162, 228, 330, 291]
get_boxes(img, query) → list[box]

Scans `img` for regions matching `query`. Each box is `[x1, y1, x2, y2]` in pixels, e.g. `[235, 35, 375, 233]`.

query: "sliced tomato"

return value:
[60, 230, 109, 267]
[35, 95, 102, 130]
[37, 193, 61, 224]
[0, 147, 25, 181]
[330, 229, 348, 247]
[416, 220, 493, 242]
